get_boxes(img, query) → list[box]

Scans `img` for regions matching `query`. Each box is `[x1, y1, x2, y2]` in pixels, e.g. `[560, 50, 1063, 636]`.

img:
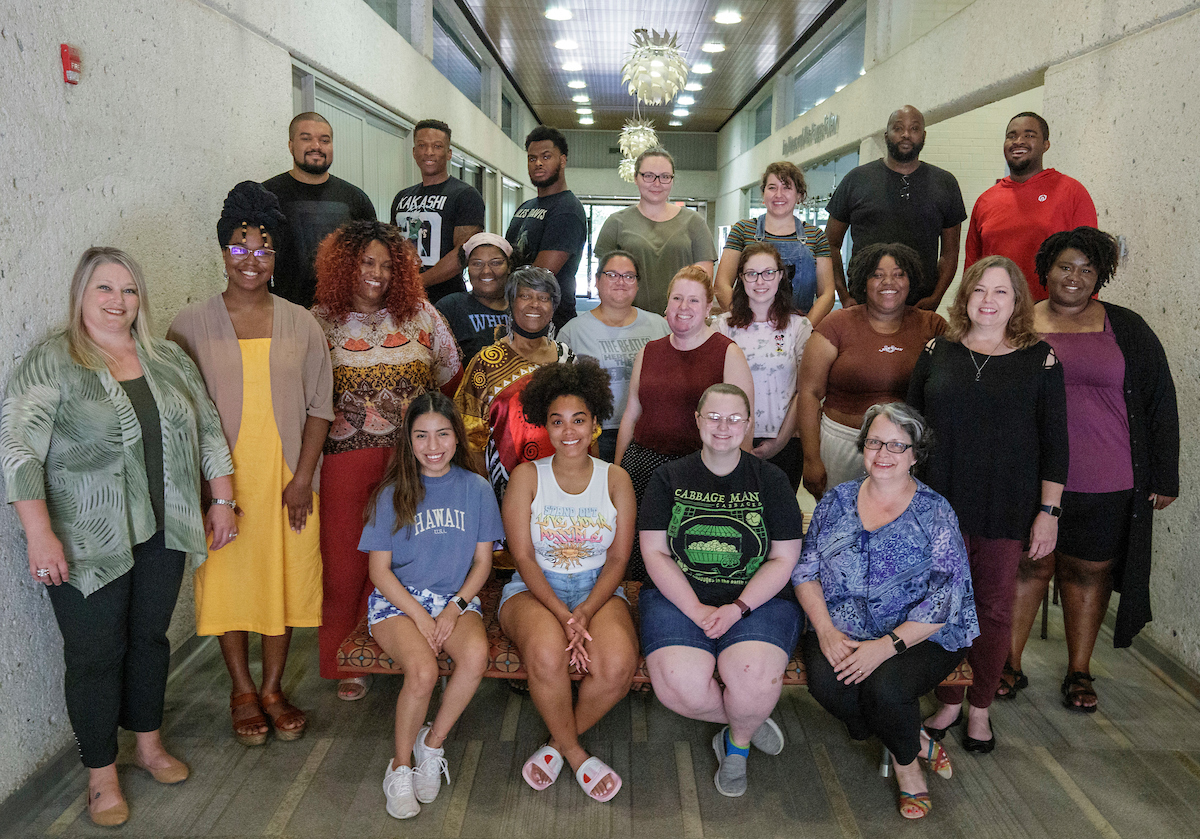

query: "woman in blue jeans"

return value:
[499, 358, 638, 803]
[638, 383, 803, 798]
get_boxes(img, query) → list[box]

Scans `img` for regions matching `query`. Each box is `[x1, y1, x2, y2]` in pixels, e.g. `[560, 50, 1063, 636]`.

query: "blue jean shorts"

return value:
[366, 586, 482, 632]
[638, 587, 801, 657]
[498, 567, 628, 616]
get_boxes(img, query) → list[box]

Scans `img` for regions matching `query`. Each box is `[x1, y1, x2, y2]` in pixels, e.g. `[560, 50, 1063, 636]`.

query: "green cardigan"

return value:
[1, 332, 234, 596]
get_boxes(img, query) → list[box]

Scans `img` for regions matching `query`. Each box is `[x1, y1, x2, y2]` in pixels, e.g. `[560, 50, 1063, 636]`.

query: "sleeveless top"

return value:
[530, 456, 618, 574]
[633, 332, 734, 455]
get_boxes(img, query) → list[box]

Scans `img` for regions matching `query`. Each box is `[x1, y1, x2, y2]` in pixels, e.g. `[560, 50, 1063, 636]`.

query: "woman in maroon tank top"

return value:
[614, 266, 754, 581]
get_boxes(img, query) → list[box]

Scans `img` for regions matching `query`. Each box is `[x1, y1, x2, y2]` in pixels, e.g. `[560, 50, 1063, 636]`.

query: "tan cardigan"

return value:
[168, 294, 334, 492]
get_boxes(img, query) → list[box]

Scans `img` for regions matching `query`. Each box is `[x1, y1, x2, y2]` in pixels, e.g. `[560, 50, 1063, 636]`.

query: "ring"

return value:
[36, 569, 49, 578]
[231, 532, 239, 538]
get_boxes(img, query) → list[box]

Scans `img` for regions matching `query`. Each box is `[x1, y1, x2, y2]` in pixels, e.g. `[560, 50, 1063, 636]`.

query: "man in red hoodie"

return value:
[965, 112, 1097, 300]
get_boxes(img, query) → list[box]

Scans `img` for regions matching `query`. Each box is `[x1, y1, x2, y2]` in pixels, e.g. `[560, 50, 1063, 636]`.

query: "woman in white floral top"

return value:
[311, 221, 462, 700]
[716, 242, 812, 490]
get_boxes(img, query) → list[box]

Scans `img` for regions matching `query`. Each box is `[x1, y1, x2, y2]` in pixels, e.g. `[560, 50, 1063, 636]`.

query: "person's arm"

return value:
[823, 218, 853, 307]
[964, 206, 982, 272]
[368, 548, 441, 651]
[433, 539, 494, 649]
[693, 260, 715, 280]
[1029, 347, 1068, 559]
[714, 248, 741, 311]
[807, 257, 836, 327]
[454, 357, 491, 473]
[722, 342, 755, 453]
[532, 250, 571, 275]
[753, 393, 798, 460]
[421, 224, 482, 289]
[594, 215, 619, 264]
[614, 346, 645, 465]
[640, 529, 713, 627]
[701, 537, 800, 639]
[915, 223, 963, 310]
[13, 500, 69, 586]
[1135, 315, 1180, 509]
[501, 462, 571, 625]
[427, 303, 465, 394]
[204, 474, 239, 551]
[798, 331, 838, 499]
[282, 414, 330, 533]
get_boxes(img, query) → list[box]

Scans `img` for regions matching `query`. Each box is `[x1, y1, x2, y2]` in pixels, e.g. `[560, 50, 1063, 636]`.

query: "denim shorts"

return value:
[366, 586, 482, 630]
[638, 587, 801, 657]
[498, 567, 628, 616]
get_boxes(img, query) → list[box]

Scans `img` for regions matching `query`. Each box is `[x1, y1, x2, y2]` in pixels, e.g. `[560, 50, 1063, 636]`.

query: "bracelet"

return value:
[209, 498, 237, 509]
[450, 596, 469, 614]
[733, 598, 752, 619]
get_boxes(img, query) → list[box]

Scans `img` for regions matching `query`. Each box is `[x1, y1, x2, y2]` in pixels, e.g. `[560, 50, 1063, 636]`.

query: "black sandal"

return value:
[1061, 671, 1098, 713]
[996, 662, 1029, 699]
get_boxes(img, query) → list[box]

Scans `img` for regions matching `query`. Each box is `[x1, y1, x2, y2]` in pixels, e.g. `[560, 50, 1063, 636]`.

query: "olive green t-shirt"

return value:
[119, 377, 165, 531]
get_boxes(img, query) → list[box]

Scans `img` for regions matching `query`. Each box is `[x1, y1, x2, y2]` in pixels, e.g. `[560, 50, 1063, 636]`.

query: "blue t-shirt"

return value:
[358, 465, 504, 594]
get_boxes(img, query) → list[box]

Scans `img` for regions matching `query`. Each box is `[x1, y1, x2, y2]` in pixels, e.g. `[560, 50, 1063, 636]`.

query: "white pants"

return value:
[819, 413, 866, 491]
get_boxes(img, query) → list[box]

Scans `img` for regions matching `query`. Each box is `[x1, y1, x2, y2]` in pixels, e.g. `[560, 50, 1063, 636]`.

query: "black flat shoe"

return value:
[923, 710, 963, 743]
[962, 724, 995, 754]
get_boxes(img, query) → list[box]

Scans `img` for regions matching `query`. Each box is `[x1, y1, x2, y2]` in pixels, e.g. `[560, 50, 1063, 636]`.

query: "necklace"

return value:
[966, 336, 1006, 382]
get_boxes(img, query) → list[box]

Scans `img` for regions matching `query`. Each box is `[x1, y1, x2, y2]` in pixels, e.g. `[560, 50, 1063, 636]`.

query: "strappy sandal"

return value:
[996, 662, 1029, 699]
[260, 691, 307, 740]
[919, 738, 953, 779]
[898, 791, 932, 819]
[230, 692, 268, 746]
[1061, 671, 1098, 713]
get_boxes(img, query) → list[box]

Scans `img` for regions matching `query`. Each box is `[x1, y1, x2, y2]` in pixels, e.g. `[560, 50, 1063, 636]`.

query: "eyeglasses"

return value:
[741, 268, 782, 282]
[699, 412, 747, 427]
[468, 258, 508, 272]
[601, 271, 638, 283]
[864, 439, 913, 453]
[638, 172, 675, 184]
[225, 245, 275, 260]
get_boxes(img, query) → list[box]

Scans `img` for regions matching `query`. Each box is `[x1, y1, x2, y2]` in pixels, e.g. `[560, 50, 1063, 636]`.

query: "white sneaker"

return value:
[412, 725, 450, 803]
[383, 760, 420, 819]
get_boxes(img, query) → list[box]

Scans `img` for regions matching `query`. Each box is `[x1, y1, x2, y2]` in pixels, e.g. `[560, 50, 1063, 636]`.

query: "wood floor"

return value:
[4, 608, 1200, 839]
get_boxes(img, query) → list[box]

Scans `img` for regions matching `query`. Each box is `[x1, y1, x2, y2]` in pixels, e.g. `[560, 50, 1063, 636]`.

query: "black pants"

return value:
[48, 531, 186, 768]
[754, 436, 802, 493]
[802, 631, 962, 764]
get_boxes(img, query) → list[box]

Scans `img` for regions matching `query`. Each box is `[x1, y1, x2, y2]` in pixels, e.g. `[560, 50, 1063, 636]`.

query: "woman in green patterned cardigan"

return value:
[0, 248, 235, 827]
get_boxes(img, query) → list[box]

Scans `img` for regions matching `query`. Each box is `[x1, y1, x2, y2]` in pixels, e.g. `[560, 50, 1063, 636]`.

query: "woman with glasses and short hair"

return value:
[557, 251, 669, 461]
[795, 402, 978, 820]
[594, 147, 717, 316]
[638, 383, 803, 799]
[715, 161, 836, 327]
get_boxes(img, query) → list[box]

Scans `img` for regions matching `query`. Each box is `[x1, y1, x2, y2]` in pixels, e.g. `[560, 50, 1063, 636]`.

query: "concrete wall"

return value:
[0, 0, 530, 800]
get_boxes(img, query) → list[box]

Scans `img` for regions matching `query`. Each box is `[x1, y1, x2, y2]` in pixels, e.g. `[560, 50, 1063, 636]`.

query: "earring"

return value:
[222, 267, 228, 281]
[269, 275, 275, 289]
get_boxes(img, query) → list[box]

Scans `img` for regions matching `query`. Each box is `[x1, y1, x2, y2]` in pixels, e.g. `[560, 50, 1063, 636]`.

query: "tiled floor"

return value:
[3, 608, 1200, 838]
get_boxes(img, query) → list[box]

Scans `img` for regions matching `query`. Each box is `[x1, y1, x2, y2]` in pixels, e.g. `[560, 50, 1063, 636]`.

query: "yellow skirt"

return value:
[195, 339, 323, 636]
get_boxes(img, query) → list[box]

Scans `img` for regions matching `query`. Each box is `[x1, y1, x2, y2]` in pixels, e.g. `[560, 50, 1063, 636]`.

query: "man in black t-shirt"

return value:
[262, 112, 377, 307]
[505, 126, 587, 330]
[389, 119, 485, 304]
[826, 106, 966, 310]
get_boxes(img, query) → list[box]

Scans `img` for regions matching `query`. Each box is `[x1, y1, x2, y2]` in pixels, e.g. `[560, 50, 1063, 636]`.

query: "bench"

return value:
[337, 576, 974, 689]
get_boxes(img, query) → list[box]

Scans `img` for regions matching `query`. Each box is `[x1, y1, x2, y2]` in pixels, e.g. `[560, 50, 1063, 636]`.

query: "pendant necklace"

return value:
[967, 336, 1006, 382]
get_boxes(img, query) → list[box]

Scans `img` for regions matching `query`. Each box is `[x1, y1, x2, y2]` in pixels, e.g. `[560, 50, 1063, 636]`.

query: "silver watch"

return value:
[210, 498, 237, 509]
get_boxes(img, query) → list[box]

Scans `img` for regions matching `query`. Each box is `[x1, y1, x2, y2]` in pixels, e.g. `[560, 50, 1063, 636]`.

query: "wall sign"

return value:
[782, 113, 838, 155]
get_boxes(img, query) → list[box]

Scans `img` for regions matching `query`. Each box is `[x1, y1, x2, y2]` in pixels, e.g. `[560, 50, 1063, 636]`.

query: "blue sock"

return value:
[724, 728, 750, 758]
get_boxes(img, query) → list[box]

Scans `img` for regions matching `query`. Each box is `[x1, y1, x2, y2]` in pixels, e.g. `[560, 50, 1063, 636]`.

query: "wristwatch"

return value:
[888, 630, 907, 654]
[209, 498, 237, 510]
[733, 598, 752, 619]
[1039, 504, 1063, 517]
[450, 596, 469, 614]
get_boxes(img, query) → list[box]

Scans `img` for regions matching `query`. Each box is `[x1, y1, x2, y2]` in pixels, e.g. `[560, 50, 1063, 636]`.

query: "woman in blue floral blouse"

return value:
[793, 402, 978, 821]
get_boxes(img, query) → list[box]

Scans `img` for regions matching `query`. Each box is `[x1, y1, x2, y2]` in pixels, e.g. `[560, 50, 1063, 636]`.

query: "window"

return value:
[432, 9, 483, 107]
[501, 94, 514, 140]
[754, 96, 774, 146]
[792, 12, 867, 119]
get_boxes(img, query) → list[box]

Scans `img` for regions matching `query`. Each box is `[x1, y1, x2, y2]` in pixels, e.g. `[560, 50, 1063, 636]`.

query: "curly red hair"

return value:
[313, 221, 425, 321]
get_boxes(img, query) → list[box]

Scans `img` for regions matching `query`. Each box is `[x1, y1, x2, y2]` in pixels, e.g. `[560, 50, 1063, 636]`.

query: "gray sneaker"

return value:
[412, 725, 449, 803]
[712, 728, 748, 797]
[750, 717, 785, 755]
[383, 761, 419, 819]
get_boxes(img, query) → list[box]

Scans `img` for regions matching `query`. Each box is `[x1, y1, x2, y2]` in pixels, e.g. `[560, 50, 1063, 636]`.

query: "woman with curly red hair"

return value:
[312, 220, 463, 700]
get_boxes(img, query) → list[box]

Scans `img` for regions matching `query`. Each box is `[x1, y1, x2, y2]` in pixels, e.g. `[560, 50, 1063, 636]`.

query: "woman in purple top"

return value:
[1002, 228, 1179, 712]
[795, 402, 978, 820]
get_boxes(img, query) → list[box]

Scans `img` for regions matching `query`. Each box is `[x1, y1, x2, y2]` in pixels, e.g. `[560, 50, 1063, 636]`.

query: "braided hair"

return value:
[216, 181, 287, 247]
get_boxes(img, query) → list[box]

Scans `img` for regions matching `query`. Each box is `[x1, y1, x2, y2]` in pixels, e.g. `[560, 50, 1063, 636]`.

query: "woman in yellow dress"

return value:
[169, 182, 334, 745]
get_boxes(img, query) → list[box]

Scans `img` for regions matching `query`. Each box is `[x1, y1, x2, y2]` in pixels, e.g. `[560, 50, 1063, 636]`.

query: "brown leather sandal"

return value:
[260, 691, 307, 741]
[230, 692, 268, 746]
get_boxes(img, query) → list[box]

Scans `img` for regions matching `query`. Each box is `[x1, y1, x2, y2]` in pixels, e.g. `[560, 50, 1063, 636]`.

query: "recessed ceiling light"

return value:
[575, 107, 592, 114]
[859, 68, 866, 75]
[714, 10, 742, 24]
[579, 117, 594, 125]
[669, 120, 683, 126]
[673, 108, 689, 117]
[701, 43, 725, 53]
[814, 98, 825, 106]
[562, 61, 582, 72]
[685, 82, 703, 91]
[677, 95, 695, 105]
[567, 80, 587, 89]
[571, 94, 590, 103]
[544, 7, 572, 20]
[554, 39, 578, 50]
[692, 62, 713, 74]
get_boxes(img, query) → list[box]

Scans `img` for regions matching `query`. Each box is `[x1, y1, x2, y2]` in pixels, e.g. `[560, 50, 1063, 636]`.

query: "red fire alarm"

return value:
[61, 44, 81, 84]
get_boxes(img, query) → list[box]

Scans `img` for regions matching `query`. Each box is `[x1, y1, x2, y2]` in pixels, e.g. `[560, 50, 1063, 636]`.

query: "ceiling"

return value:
[457, 0, 843, 133]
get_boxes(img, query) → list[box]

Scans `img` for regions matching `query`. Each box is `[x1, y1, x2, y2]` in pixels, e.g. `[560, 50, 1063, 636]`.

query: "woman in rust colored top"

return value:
[615, 266, 753, 581]
[798, 243, 946, 500]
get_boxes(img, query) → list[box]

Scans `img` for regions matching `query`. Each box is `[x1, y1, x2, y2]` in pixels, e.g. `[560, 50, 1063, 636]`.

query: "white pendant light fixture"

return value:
[620, 28, 689, 105]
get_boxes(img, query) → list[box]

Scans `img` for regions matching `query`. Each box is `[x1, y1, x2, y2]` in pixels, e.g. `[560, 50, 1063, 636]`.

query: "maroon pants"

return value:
[318, 447, 391, 679]
[935, 533, 1023, 710]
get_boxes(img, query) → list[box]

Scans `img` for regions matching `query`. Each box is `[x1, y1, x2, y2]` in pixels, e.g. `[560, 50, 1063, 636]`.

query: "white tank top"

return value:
[529, 456, 618, 573]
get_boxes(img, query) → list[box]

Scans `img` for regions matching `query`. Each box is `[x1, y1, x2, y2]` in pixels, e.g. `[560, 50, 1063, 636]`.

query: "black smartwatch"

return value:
[1039, 504, 1063, 518]
[888, 630, 907, 654]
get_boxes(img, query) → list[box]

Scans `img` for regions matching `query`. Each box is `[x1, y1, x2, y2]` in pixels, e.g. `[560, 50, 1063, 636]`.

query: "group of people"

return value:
[0, 104, 1179, 828]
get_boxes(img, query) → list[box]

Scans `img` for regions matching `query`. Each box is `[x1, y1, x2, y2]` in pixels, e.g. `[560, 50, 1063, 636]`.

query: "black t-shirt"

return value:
[826, 159, 967, 304]
[505, 190, 587, 329]
[435, 293, 511, 362]
[638, 451, 803, 606]
[262, 173, 377, 307]
[390, 176, 485, 304]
